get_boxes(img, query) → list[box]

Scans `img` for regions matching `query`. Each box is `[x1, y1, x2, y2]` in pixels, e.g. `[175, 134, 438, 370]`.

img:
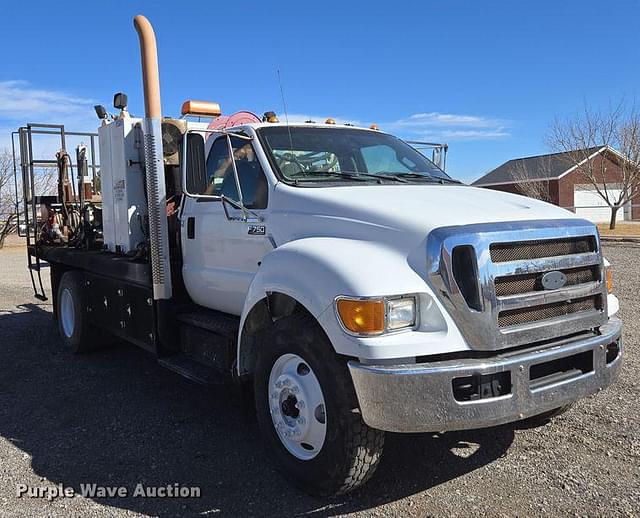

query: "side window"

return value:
[185, 133, 207, 194]
[203, 137, 236, 198]
[204, 136, 268, 209]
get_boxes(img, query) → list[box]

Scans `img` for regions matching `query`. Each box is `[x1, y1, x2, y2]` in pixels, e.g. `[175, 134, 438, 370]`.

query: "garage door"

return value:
[574, 185, 624, 223]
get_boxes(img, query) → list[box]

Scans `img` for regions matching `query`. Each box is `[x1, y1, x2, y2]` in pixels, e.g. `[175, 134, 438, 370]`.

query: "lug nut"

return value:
[296, 401, 305, 410]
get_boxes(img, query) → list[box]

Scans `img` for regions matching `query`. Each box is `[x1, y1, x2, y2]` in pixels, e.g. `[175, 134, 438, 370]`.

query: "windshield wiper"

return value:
[291, 170, 409, 183]
[290, 171, 369, 182]
[377, 172, 463, 184]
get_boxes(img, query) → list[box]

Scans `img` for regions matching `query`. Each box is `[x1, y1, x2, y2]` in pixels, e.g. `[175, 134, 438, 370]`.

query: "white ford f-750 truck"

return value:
[16, 16, 622, 496]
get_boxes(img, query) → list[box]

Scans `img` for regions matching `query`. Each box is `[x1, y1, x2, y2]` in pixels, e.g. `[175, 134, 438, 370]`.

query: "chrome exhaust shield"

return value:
[134, 15, 172, 300]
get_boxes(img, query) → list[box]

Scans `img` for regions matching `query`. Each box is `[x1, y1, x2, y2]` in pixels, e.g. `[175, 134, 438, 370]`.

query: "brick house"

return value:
[472, 146, 640, 222]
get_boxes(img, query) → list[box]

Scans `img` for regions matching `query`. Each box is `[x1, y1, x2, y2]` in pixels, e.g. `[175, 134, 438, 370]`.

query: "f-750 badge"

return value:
[248, 225, 266, 235]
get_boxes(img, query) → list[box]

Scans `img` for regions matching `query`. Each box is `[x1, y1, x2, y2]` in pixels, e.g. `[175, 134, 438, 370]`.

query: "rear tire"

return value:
[254, 310, 385, 496]
[56, 271, 97, 354]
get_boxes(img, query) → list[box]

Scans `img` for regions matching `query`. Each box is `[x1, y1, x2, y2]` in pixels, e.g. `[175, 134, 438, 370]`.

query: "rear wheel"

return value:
[254, 310, 385, 496]
[56, 271, 97, 353]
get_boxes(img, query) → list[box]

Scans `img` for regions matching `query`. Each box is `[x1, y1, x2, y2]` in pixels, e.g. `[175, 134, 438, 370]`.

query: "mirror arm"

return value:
[221, 195, 263, 222]
[225, 134, 246, 213]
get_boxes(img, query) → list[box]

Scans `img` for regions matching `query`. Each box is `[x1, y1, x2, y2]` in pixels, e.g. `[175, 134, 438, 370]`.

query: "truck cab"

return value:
[174, 119, 622, 492]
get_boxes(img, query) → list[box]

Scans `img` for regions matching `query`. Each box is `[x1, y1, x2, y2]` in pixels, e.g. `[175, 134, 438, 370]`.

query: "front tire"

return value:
[254, 310, 385, 496]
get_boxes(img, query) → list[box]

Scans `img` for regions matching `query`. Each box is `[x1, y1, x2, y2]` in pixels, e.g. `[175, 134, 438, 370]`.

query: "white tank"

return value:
[98, 116, 147, 254]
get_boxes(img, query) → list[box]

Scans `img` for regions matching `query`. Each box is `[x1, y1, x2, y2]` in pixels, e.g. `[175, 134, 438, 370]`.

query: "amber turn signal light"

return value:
[336, 298, 385, 335]
[606, 266, 614, 294]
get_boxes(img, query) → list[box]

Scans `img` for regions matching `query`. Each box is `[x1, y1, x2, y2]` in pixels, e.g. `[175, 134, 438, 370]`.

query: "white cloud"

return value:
[272, 110, 511, 142]
[0, 80, 97, 129]
[385, 112, 510, 141]
[0, 80, 99, 156]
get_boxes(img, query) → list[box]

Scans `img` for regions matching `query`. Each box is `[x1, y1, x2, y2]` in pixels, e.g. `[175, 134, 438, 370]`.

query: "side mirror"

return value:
[432, 148, 443, 169]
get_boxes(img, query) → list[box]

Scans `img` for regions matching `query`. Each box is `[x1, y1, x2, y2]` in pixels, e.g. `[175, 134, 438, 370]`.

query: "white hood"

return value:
[270, 183, 579, 247]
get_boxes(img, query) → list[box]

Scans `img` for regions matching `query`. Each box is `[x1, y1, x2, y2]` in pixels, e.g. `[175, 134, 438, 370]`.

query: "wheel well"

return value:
[238, 292, 317, 378]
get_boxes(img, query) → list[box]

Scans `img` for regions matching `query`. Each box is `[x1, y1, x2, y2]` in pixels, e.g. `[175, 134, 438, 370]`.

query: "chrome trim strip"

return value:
[491, 252, 601, 277]
[496, 281, 603, 311]
[498, 311, 605, 346]
[348, 318, 622, 433]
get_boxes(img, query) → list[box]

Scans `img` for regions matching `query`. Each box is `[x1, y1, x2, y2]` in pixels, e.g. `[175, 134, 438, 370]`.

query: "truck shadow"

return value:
[0, 304, 514, 517]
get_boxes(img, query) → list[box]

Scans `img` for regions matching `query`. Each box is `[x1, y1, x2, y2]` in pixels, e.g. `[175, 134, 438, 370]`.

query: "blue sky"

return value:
[1, 0, 639, 182]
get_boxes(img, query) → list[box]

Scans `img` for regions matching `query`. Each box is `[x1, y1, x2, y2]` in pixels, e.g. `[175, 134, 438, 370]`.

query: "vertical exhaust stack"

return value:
[134, 15, 172, 300]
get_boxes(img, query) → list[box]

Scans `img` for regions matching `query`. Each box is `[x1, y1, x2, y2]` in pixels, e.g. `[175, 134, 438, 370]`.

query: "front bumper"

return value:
[348, 318, 622, 433]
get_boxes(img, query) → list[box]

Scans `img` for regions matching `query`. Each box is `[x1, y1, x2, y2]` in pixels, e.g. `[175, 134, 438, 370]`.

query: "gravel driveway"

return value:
[0, 239, 638, 517]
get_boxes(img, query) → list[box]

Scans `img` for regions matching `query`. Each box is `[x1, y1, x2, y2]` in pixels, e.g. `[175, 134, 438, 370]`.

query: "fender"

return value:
[237, 237, 470, 375]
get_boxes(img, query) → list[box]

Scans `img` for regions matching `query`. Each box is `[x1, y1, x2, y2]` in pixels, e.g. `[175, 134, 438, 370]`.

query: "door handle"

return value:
[187, 217, 195, 239]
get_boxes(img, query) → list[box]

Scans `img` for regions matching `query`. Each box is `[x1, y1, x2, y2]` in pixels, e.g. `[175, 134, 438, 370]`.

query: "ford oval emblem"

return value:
[541, 271, 567, 290]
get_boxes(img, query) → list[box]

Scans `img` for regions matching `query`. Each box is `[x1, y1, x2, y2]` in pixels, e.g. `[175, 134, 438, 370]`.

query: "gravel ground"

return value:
[0, 238, 638, 517]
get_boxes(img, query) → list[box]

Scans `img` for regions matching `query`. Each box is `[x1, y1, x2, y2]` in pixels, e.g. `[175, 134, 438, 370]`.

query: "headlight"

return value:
[336, 296, 417, 336]
[387, 298, 416, 330]
[605, 265, 614, 294]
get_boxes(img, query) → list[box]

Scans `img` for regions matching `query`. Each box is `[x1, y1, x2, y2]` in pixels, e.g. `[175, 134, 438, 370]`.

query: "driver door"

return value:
[180, 132, 273, 315]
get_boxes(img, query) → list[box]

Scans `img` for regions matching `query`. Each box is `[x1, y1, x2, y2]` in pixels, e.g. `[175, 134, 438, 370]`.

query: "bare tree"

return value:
[0, 150, 18, 248]
[508, 156, 552, 202]
[547, 102, 640, 229]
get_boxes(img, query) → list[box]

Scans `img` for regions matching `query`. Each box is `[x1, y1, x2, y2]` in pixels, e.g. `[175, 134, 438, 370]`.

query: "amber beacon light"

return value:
[181, 100, 222, 118]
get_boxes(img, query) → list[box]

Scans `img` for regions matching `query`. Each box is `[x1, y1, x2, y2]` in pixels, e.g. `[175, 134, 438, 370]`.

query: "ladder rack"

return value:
[12, 124, 100, 301]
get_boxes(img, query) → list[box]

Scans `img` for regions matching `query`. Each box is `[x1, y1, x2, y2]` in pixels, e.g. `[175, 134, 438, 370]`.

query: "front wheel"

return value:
[254, 311, 385, 496]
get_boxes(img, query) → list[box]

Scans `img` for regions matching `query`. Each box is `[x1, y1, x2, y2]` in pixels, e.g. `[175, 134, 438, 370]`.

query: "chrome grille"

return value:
[427, 219, 608, 351]
[498, 295, 602, 328]
[490, 236, 596, 262]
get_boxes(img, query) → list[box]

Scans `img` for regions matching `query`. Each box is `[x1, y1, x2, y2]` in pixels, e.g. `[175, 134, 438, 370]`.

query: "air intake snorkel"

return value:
[133, 14, 172, 300]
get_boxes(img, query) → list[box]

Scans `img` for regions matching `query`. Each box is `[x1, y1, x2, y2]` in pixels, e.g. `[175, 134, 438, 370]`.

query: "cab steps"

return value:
[158, 307, 241, 385]
[158, 354, 224, 385]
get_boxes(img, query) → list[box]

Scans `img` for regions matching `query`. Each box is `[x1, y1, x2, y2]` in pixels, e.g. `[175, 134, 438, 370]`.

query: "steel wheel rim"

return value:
[60, 288, 75, 338]
[268, 353, 327, 460]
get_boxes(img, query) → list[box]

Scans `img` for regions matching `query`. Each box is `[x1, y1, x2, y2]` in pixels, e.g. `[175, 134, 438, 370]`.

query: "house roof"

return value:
[473, 146, 605, 185]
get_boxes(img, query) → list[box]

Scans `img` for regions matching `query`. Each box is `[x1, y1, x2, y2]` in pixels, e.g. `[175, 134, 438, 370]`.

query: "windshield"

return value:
[257, 126, 458, 184]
